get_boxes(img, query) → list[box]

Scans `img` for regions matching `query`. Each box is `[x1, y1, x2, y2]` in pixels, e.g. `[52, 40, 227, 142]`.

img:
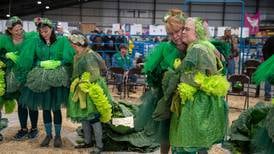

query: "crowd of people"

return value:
[0, 7, 273, 154]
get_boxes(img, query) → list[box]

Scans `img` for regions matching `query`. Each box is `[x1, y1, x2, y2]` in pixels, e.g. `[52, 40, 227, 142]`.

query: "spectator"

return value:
[262, 36, 274, 101]
[220, 27, 239, 76]
[114, 29, 127, 52]
[91, 28, 104, 52]
[112, 44, 136, 94]
[103, 29, 116, 66]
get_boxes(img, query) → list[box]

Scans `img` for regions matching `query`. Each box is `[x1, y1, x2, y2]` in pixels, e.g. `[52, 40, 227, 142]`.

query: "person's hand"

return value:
[5, 52, 18, 64]
[40, 60, 61, 69]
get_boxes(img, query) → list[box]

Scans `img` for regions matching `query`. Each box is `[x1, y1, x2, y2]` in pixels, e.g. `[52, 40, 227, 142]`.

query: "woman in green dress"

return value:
[18, 18, 75, 147]
[169, 17, 229, 154]
[129, 8, 187, 153]
[0, 16, 38, 141]
[67, 32, 112, 153]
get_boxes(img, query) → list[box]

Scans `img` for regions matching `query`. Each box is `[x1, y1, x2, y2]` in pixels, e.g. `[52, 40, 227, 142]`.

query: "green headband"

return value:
[38, 18, 53, 28]
[6, 16, 22, 28]
[68, 34, 86, 46]
[162, 12, 185, 23]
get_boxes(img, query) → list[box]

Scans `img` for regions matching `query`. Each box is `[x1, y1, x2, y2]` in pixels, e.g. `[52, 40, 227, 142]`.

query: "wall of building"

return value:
[21, 0, 274, 29]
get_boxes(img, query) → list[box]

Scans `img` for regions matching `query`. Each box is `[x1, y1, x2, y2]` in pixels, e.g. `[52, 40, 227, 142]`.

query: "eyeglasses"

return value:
[168, 28, 184, 37]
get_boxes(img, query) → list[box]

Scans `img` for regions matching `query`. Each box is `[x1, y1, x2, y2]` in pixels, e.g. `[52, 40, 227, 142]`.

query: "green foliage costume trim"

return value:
[194, 72, 230, 97]
[26, 66, 70, 93]
[70, 72, 112, 123]
[177, 83, 197, 104]
[0, 61, 6, 96]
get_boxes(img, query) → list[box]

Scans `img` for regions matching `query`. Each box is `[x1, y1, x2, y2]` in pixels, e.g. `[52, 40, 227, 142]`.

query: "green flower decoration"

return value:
[162, 12, 185, 23]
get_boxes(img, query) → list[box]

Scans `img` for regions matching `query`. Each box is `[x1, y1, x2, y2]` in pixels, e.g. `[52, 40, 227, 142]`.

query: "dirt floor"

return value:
[0, 86, 271, 154]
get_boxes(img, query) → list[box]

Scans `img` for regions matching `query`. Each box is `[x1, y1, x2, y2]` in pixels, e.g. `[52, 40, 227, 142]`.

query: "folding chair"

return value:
[106, 67, 125, 98]
[226, 74, 250, 110]
[125, 67, 147, 98]
[242, 59, 261, 97]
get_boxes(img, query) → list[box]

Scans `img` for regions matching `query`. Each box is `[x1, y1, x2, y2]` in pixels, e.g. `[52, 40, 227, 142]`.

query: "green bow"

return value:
[162, 12, 185, 23]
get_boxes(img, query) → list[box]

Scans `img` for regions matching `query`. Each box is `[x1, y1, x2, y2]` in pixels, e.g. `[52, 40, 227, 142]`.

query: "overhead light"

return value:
[6, 14, 10, 17]
[45, 6, 50, 9]
[37, 1, 42, 5]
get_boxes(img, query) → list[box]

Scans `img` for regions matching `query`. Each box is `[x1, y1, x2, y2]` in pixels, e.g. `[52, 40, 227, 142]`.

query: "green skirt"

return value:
[134, 88, 169, 143]
[67, 92, 99, 122]
[170, 91, 228, 149]
[19, 86, 69, 111]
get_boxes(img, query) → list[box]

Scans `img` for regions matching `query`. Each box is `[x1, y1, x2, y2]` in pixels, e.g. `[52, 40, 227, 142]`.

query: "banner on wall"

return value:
[112, 23, 120, 34]
[217, 27, 227, 37]
[244, 12, 260, 35]
[149, 25, 166, 35]
[208, 27, 215, 37]
[130, 24, 142, 35]
[238, 27, 249, 38]
[0, 20, 6, 33]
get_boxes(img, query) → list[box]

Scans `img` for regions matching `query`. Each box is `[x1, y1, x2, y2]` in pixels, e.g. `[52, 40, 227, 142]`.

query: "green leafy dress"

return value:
[169, 41, 229, 152]
[67, 48, 112, 123]
[135, 41, 185, 137]
[18, 36, 75, 111]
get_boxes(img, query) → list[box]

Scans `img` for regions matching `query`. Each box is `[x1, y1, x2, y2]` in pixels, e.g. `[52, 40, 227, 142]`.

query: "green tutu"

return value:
[67, 93, 99, 122]
[19, 86, 69, 111]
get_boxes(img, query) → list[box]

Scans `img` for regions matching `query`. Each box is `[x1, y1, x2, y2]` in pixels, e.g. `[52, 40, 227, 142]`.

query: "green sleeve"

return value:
[61, 36, 75, 65]
[143, 43, 164, 73]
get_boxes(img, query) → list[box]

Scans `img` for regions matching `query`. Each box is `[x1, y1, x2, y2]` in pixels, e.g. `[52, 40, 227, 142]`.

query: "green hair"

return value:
[188, 17, 207, 41]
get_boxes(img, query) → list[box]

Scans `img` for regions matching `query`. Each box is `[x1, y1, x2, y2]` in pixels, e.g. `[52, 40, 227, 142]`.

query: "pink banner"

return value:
[244, 12, 260, 35]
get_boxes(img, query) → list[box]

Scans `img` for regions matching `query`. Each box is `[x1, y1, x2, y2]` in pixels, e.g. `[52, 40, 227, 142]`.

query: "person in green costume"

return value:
[169, 17, 229, 154]
[67, 32, 112, 154]
[0, 16, 38, 141]
[17, 18, 75, 148]
[133, 8, 187, 154]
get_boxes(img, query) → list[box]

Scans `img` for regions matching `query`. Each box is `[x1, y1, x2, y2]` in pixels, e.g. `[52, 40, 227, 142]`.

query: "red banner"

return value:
[244, 12, 260, 35]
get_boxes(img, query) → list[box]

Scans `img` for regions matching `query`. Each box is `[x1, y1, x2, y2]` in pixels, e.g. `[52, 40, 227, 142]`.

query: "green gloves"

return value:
[5, 52, 18, 64]
[40, 60, 61, 69]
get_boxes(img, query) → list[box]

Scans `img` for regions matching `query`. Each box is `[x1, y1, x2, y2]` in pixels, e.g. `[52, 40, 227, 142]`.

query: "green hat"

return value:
[6, 16, 22, 28]
[68, 34, 86, 46]
[37, 18, 53, 28]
